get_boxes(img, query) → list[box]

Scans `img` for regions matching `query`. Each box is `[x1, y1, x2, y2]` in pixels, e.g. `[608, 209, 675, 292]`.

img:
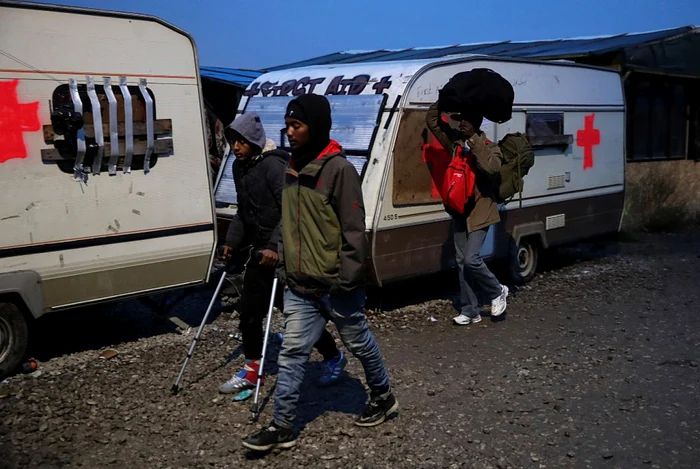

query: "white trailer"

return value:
[0, 2, 216, 377]
[215, 55, 625, 286]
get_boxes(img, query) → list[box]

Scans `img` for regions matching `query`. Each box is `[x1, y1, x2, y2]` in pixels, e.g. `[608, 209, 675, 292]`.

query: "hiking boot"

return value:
[491, 285, 509, 317]
[453, 314, 482, 325]
[318, 350, 347, 387]
[219, 360, 259, 394]
[355, 390, 399, 427]
[242, 422, 297, 451]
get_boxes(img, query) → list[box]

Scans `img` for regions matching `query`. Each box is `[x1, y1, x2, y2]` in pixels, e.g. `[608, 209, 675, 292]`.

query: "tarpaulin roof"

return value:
[199, 66, 262, 88]
[267, 26, 698, 71]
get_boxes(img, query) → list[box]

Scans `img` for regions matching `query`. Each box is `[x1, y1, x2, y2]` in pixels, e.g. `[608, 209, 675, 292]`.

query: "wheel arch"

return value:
[0, 271, 45, 319]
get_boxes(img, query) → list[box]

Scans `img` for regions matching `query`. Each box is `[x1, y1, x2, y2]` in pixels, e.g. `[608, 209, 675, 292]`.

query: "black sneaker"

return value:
[242, 423, 296, 452]
[355, 390, 399, 427]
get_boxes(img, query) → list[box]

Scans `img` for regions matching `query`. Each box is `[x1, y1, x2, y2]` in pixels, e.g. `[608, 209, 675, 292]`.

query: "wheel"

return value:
[0, 301, 29, 379]
[508, 237, 539, 284]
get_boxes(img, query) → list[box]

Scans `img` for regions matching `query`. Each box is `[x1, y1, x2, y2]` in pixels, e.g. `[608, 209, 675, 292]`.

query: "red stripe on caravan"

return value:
[0, 69, 196, 80]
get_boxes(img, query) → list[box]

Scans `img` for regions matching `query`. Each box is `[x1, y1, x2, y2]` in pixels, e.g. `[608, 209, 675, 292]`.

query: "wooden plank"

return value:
[41, 138, 173, 162]
[392, 109, 443, 206]
[43, 119, 172, 143]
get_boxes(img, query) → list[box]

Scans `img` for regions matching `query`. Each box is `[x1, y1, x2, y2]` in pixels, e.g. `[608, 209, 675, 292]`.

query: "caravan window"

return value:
[214, 94, 386, 207]
[526, 113, 572, 150]
[392, 109, 445, 207]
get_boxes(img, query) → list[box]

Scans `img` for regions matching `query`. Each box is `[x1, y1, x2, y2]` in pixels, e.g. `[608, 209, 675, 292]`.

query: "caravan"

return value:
[215, 55, 625, 286]
[0, 2, 216, 376]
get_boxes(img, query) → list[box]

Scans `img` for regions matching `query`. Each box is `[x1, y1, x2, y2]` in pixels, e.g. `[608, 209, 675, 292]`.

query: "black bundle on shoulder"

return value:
[438, 68, 515, 124]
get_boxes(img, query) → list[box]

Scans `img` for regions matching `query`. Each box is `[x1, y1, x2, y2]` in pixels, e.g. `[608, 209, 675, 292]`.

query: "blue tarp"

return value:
[199, 66, 262, 88]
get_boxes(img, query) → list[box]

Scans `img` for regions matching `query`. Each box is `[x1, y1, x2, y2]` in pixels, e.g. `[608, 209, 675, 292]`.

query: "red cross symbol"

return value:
[0, 80, 41, 164]
[576, 113, 600, 170]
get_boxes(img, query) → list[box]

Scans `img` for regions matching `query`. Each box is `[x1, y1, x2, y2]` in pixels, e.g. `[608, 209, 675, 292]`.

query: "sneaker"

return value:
[318, 351, 347, 387]
[219, 361, 259, 394]
[453, 314, 482, 325]
[242, 422, 297, 451]
[491, 285, 509, 317]
[355, 390, 399, 427]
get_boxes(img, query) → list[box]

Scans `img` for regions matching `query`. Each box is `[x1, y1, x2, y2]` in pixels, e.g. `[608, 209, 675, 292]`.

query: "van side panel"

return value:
[0, 6, 215, 311]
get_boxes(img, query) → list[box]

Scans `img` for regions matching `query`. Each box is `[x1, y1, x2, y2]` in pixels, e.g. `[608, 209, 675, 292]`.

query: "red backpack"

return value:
[441, 145, 476, 215]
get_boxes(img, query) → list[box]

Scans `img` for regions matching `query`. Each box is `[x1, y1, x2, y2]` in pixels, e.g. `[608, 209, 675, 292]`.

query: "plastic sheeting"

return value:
[244, 94, 386, 153]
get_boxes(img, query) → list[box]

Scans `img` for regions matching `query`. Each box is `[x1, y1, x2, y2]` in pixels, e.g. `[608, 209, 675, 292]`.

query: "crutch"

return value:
[251, 275, 279, 421]
[171, 262, 232, 394]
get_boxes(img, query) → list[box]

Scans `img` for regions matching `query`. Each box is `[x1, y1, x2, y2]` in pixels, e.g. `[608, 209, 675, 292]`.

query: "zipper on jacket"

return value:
[296, 183, 302, 274]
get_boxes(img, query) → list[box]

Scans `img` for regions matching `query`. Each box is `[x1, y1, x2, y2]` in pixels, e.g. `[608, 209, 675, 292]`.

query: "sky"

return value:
[27, 0, 700, 71]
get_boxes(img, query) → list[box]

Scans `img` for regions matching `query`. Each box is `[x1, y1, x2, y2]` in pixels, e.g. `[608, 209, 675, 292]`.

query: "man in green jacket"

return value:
[242, 94, 397, 452]
[426, 102, 509, 325]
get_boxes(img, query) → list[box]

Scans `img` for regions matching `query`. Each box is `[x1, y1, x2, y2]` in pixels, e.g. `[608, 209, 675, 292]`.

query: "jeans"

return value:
[237, 261, 338, 361]
[453, 217, 502, 318]
[273, 288, 390, 429]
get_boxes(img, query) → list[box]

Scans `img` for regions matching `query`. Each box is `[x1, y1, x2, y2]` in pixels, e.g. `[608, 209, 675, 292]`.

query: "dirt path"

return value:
[2, 233, 699, 468]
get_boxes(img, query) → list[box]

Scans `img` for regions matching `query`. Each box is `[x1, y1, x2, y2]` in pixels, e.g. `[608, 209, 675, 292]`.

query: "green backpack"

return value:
[494, 132, 535, 208]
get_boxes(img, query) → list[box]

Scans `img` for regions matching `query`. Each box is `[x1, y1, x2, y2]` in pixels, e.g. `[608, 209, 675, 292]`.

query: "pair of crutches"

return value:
[172, 249, 279, 421]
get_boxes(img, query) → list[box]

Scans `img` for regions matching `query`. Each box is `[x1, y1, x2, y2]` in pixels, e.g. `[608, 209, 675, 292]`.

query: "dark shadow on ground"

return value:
[367, 235, 624, 312]
[25, 237, 624, 367]
[27, 281, 225, 363]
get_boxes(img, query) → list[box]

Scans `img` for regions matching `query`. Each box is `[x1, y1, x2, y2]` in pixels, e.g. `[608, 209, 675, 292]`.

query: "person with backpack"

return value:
[426, 102, 509, 325]
[218, 112, 347, 398]
[242, 95, 397, 452]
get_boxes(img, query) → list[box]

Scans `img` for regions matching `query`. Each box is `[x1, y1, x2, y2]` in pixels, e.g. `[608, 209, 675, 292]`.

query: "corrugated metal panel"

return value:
[266, 52, 354, 71]
[525, 27, 693, 57]
[214, 94, 384, 206]
[214, 150, 237, 206]
[267, 26, 696, 70]
[401, 42, 505, 61]
[466, 41, 555, 56]
[332, 48, 415, 64]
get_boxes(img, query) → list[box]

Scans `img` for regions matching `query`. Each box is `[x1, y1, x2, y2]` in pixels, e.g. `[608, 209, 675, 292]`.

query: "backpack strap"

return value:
[517, 151, 523, 209]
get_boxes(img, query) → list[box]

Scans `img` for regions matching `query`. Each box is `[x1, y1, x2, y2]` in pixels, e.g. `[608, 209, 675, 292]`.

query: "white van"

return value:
[215, 55, 625, 289]
[0, 2, 216, 376]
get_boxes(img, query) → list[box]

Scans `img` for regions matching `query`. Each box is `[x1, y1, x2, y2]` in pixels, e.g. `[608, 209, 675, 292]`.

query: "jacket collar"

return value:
[290, 140, 344, 177]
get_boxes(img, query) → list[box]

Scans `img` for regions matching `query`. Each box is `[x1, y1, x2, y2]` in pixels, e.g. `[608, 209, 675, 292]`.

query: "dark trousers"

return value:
[239, 261, 339, 361]
[452, 217, 502, 318]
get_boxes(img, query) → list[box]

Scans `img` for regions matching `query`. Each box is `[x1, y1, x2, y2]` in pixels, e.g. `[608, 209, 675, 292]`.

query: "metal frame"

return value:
[119, 76, 134, 173]
[103, 77, 120, 175]
[68, 78, 86, 174]
[139, 78, 155, 174]
[86, 76, 104, 175]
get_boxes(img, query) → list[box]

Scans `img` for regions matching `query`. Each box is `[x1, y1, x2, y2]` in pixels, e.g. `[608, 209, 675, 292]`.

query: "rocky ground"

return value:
[1, 232, 699, 469]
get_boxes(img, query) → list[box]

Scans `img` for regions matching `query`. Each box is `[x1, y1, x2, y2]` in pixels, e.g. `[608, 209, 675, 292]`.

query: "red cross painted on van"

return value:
[0, 80, 41, 164]
[577, 113, 600, 170]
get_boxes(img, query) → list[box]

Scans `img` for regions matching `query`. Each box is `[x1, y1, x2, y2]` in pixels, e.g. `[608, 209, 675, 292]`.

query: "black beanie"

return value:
[285, 94, 333, 168]
[285, 94, 332, 141]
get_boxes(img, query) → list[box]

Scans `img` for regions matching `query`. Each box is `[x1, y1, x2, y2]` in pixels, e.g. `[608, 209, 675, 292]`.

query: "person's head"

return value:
[284, 94, 332, 153]
[225, 112, 266, 161]
[449, 111, 483, 139]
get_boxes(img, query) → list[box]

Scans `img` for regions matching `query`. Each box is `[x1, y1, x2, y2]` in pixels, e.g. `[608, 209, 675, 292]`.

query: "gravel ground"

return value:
[1, 232, 699, 469]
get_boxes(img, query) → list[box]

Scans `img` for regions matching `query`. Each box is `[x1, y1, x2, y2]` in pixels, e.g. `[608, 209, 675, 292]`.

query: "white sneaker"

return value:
[491, 285, 509, 317]
[453, 314, 482, 325]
